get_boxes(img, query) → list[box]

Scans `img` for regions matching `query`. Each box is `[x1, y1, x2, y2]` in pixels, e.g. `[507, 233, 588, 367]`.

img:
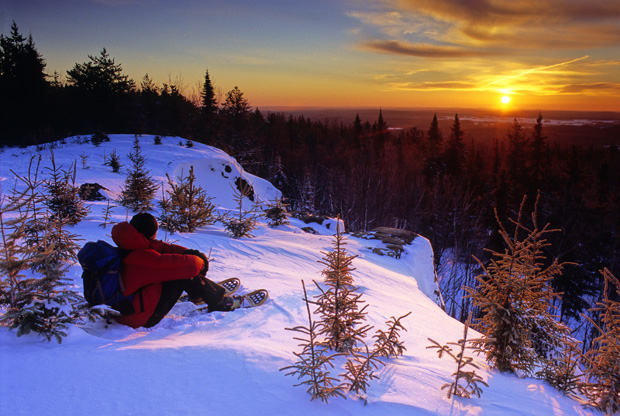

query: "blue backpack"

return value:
[78, 240, 136, 315]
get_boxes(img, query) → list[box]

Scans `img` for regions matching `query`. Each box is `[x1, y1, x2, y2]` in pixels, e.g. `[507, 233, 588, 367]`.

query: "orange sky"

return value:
[4, 0, 620, 112]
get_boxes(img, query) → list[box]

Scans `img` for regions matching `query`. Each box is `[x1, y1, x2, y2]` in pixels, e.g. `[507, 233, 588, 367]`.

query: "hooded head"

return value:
[130, 213, 158, 240]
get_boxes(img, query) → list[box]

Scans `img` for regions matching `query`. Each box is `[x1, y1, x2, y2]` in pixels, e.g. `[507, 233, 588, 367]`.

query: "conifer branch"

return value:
[372, 311, 411, 358]
[281, 280, 346, 403]
[427, 313, 488, 399]
[580, 269, 620, 414]
[341, 344, 384, 397]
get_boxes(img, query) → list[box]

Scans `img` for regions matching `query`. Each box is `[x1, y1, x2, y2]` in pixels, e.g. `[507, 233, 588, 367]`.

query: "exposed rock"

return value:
[294, 212, 325, 225]
[79, 183, 108, 201]
[373, 227, 417, 244]
[354, 227, 417, 259]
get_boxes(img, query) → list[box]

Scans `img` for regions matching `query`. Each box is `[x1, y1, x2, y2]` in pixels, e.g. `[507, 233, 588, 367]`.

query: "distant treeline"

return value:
[2, 22, 619, 340]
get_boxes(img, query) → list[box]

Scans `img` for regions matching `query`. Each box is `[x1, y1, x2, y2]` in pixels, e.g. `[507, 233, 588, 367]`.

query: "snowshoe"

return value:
[178, 277, 241, 303]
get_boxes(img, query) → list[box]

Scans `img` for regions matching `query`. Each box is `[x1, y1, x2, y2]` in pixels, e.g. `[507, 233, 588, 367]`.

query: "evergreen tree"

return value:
[99, 200, 116, 229]
[353, 113, 363, 145]
[445, 113, 465, 177]
[315, 221, 370, 352]
[372, 312, 411, 358]
[221, 177, 260, 238]
[0, 21, 49, 145]
[423, 113, 444, 181]
[1, 170, 82, 343]
[506, 119, 530, 196]
[22, 212, 82, 343]
[158, 166, 215, 233]
[281, 280, 346, 403]
[105, 148, 122, 173]
[371, 108, 388, 158]
[529, 113, 548, 187]
[581, 269, 620, 415]
[263, 197, 290, 227]
[156, 82, 195, 137]
[201, 69, 217, 117]
[339, 312, 412, 399]
[66, 48, 136, 131]
[43, 153, 89, 225]
[221, 85, 251, 144]
[0, 192, 34, 310]
[11, 155, 46, 249]
[223, 86, 250, 119]
[119, 137, 158, 212]
[340, 344, 384, 398]
[466, 197, 572, 374]
[427, 314, 489, 399]
[139, 73, 160, 133]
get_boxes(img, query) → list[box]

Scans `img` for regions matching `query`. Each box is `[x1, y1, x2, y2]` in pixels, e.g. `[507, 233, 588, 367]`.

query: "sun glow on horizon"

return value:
[501, 95, 511, 104]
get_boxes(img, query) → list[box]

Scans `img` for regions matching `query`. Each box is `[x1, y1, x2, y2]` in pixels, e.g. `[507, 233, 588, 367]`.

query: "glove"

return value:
[184, 249, 209, 275]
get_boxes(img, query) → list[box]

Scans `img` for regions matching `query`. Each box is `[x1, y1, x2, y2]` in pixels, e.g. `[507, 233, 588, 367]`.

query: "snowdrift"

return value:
[0, 135, 600, 416]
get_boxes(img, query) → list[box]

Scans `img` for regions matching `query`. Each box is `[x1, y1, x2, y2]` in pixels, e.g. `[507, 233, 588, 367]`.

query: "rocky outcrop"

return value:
[353, 227, 418, 258]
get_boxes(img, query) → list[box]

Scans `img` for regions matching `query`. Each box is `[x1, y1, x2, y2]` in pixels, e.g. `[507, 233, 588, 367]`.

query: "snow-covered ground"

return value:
[0, 135, 602, 415]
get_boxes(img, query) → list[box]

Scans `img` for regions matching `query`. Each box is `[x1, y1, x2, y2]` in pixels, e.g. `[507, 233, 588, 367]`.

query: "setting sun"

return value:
[501, 96, 511, 104]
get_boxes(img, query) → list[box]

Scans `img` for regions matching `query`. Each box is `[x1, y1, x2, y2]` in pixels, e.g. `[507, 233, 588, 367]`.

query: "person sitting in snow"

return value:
[111, 212, 240, 328]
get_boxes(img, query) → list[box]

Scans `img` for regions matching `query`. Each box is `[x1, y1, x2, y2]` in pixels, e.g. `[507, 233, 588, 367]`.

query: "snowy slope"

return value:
[0, 135, 601, 416]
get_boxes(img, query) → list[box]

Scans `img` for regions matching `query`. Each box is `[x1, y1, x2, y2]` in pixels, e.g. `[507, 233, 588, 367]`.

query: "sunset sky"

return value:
[3, 0, 620, 111]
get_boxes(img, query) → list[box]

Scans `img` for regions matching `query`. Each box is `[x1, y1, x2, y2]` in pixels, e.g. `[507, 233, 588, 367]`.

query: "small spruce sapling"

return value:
[119, 137, 158, 212]
[10, 155, 46, 249]
[99, 200, 115, 229]
[79, 152, 89, 169]
[535, 338, 582, 397]
[341, 344, 384, 398]
[465, 195, 570, 375]
[43, 153, 89, 225]
[0, 181, 82, 343]
[158, 166, 215, 233]
[0, 194, 32, 310]
[581, 269, 620, 415]
[427, 314, 488, 399]
[22, 213, 83, 343]
[315, 219, 370, 352]
[281, 280, 346, 403]
[340, 313, 411, 399]
[264, 197, 290, 227]
[372, 312, 412, 358]
[221, 177, 260, 238]
[90, 132, 110, 147]
[105, 148, 122, 173]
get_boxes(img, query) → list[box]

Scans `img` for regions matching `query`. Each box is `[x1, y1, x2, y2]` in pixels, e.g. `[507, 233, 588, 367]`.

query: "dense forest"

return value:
[2, 22, 619, 347]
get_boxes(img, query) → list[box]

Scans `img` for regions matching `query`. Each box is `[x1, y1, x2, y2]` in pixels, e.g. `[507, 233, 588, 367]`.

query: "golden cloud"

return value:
[556, 83, 620, 95]
[351, 0, 620, 50]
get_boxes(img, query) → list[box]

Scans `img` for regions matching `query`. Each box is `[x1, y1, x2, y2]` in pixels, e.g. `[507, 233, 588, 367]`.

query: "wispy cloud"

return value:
[390, 80, 478, 91]
[485, 56, 590, 87]
[363, 40, 502, 58]
[556, 83, 620, 95]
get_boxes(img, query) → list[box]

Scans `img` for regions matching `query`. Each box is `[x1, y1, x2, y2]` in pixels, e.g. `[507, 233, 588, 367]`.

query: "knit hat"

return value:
[130, 213, 158, 239]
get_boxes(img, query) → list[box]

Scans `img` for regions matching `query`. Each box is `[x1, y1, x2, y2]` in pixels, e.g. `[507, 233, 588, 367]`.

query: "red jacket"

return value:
[111, 221, 205, 328]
